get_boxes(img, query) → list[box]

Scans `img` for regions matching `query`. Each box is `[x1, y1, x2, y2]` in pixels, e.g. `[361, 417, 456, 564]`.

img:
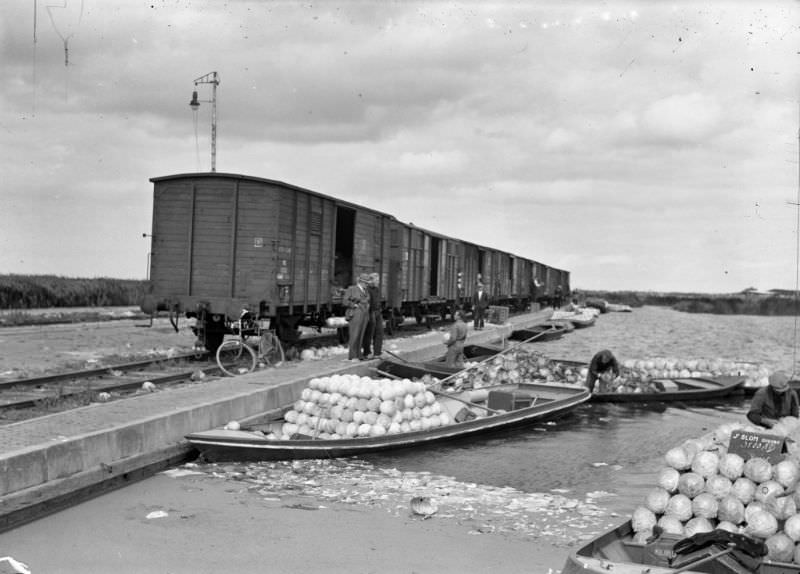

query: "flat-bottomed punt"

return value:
[589, 375, 746, 403]
[562, 520, 783, 574]
[185, 382, 590, 461]
[509, 324, 568, 342]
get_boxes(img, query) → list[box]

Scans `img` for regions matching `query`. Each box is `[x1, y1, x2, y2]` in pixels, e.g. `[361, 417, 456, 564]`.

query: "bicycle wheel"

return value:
[216, 339, 257, 376]
[258, 332, 285, 367]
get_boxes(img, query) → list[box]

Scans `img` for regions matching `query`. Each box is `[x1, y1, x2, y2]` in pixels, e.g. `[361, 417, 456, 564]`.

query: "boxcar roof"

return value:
[150, 172, 398, 221]
[150, 172, 568, 276]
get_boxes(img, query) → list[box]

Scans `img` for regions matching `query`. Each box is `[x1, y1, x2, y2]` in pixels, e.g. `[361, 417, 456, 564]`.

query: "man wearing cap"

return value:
[747, 371, 800, 429]
[444, 310, 468, 367]
[472, 282, 489, 330]
[344, 274, 371, 361]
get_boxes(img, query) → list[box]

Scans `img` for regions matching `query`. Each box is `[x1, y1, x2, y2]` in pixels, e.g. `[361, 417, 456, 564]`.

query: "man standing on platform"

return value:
[472, 282, 489, 330]
[344, 274, 371, 361]
[362, 272, 383, 359]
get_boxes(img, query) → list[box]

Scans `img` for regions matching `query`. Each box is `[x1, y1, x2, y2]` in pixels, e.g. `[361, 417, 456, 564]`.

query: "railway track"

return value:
[0, 353, 220, 424]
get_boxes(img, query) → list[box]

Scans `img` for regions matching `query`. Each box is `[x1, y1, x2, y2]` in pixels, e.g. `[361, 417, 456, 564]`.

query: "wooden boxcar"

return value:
[142, 172, 569, 349]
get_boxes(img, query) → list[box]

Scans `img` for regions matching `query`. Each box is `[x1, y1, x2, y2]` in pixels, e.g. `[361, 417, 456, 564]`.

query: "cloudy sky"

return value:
[1, 1, 798, 293]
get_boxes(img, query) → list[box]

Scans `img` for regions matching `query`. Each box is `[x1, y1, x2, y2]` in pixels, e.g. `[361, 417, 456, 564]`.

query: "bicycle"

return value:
[215, 324, 285, 377]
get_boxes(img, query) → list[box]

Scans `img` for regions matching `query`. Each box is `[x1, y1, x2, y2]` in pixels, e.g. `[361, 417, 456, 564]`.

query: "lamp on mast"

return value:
[189, 71, 220, 172]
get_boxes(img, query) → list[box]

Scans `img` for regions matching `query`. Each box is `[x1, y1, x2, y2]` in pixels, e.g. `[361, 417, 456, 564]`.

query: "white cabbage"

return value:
[704, 475, 733, 499]
[716, 520, 739, 533]
[717, 495, 746, 524]
[632, 506, 657, 532]
[745, 509, 778, 539]
[731, 477, 757, 505]
[666, 494, 693, 522]
[657, 514, 685, 535]
[773, 460, 800, 489]
[718, 453, 745, 480]
[684, 516, 714, 537]
[744, 457, 773, 483]
[691, 493, 718, 519]
[765, 532, 794, 562]
[691, 451, 719, 478]
[658, 467, 681, 493]
[677, 472, 706, 498]
[645, 488, 671, 514]
[784, 513, 800, 541]
[664, 446, 693, 470]
[754, 480, 784, 503]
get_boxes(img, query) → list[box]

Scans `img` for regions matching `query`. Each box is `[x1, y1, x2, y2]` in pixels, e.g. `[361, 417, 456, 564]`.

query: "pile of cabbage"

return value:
[444, 349, 576, 390]
[270, 374, 452, 440]
[631, 419, 800, 563]
[298, 346, 348, 361]
[620, 357, 768, 391]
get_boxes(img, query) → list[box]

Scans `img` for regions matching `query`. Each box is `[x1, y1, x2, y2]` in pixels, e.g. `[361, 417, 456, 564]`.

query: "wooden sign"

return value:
[728, 429, 786, 464]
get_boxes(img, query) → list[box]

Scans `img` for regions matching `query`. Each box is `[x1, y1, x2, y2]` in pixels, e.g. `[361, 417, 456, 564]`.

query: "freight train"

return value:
[140, 173, 570, 352]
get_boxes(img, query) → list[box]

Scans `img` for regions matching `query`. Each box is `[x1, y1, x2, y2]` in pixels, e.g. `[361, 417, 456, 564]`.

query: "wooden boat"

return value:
[589, 375, 746, 403]
[551, 309, 597, 328]
[606, 303, 633, 313]
[509, 324, 568, 342]
[546, 360, 746, 403]
[185, 382, 591, 461]
[562, 520, 775, 574]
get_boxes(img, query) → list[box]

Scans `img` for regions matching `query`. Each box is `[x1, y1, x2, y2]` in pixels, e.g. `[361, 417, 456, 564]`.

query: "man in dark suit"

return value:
[472, 282, 489, 330]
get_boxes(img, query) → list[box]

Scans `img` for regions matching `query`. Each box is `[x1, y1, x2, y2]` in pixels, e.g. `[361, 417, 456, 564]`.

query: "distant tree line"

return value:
[0, 275, 147, 309]
[582, 289, 800, 316]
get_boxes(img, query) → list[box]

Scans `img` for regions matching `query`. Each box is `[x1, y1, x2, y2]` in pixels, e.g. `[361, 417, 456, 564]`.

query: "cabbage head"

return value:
[717, 495, 745, 524]
[691, 493, 718, 519]
[704, 475, 732, 499]
[754, 480, 784, 503]
[731, 477, 757, 505]
[773, 460, 800, 489]
[718, 452, 745, 480]
[664, 446, 693, 471]
[744, 509, 778, 539]
[645, 488, 671, 514]
[684, 516, 714, 537]
[716, 520, 739, 533]
[656, 514, 685, 536]
[632, 506, 657, 533]
[678, 472, 706, 498]
[657, 467, 681, 493]
[744, 457, 773, 483]
[783, 513, 800, 541]
[666, 494, 693, 522]
[691, 451, 719, 478]
[764, 494, 796, 520]
[765, 532, 794, 562]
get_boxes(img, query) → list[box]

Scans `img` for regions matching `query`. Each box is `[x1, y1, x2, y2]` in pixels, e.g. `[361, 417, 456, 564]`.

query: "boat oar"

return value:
[374, 368, 501, 414]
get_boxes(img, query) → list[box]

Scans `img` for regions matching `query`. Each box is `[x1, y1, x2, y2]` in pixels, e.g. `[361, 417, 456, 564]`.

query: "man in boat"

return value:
[747, 371, 799, 429]
[444, 310, 468, 368]
[585, 349, 621, 393]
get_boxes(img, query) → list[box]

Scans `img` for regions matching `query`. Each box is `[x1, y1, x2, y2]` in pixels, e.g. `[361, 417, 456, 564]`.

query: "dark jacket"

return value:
[585, 350, 620, 391]
[747, 386, 800, 428]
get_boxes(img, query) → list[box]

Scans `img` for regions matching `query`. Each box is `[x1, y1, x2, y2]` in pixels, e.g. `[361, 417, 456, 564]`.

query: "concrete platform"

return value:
[0, 309, 552, 531]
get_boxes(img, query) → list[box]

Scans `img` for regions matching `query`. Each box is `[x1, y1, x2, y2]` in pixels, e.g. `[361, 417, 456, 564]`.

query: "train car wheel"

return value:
[216, 339, 256, 376]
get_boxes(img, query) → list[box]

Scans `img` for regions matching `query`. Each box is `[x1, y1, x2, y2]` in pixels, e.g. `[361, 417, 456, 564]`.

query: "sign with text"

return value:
[728, 429, 786, 464]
